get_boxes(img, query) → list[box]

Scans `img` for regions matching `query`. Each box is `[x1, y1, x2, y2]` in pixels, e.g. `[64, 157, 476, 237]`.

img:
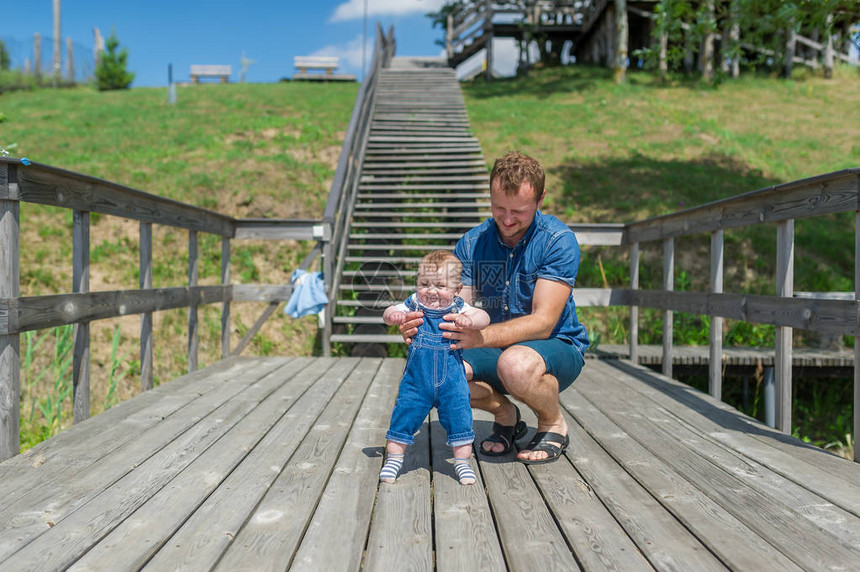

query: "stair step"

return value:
[330, 334, 404, 344]
[357, 192, 488, 200]
[333, 316, 386, 325]
[350, 232, 463, 241]
[354, 201, 490, 209]
[347, 244, 458, 252]
[353, 211, 489, 218]
[351, 221, 478, 229]
[345, 256, 435, 264]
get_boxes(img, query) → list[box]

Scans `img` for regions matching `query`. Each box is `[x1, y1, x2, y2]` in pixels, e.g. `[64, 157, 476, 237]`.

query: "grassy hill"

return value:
[2, 64, 857, 450]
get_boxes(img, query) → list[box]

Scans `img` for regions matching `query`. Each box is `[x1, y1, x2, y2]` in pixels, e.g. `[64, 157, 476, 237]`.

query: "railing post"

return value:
[629, 241, 639, 364]
[140, 222, 153, 391]
[854, 211, 859, 462]
[221, 237, 231, 358]
[775, 220, 794, 432]
[188, 230, 198, 372]
[323, 234, 333, 357]
[73, 210, 90, 422]
[0, 163, 21, 460]
[709, 229, 724, 400]
[663, 237, 674, 378]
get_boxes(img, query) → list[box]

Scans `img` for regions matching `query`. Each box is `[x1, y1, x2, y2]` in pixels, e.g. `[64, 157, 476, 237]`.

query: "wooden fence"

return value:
[570, 167, 860, 460]
[0, 24, 397, 461]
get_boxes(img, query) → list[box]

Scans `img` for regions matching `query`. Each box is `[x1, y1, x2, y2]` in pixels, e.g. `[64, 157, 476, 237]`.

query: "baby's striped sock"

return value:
[379, 453, 405, 483]
[454, 457, 476, 485]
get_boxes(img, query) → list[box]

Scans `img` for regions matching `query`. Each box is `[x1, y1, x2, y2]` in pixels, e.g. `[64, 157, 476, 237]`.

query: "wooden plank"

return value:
[473, 408, 581, 571]
[630, 241, 639, 364]
[364, 417, 433, 571]
[290, 358, 404, 572]
[138, 358, 360, 572]
[188, 230, 198, 372]
[15, 162, 235, 236]
[8, 285, 230, 334]
[574, 365, 860, 567]
[625, 169, 860, 244]
[355, 201, 490, 209]
[429, 410, 506, 571]
[0, 358, 315, 570]
[709, 229, 723, 400]
[72, 210, 90, 423]
[626, 290, 860, 335]
[0, 357, 283, 479]
[570, 375, 805, 570]
[213, 357, 378, 571]
[663, 237, 673, 378]
[63, 358, 330, 571]
[0, 185, 20, 460]
[358, 192, 489, 200]
[598, 360, 860, 512]
[552, 409, 728, 570]
[509, 405, 654, 571]
[140, 221, 153, 390]
[221, 237, 230, 358]
[354, 211, 490, 219]
[0, 358, 296, 557]
[775, 219, 794, 432]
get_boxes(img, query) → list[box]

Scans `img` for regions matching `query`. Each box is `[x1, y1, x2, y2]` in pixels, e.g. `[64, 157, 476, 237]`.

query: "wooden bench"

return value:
[292, 56, 355, 82]
[294, 56, 339, 76]
[190, 64, 232, 83]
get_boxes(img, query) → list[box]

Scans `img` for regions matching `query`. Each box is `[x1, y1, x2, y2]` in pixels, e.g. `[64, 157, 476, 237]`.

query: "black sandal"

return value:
[517, 431, 569, 465]
[480, 405, 528, 457]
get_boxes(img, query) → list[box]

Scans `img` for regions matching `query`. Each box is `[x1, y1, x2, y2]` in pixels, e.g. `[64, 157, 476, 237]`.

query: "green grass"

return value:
[463, 63, 860, 348]
[4, 64, 859, 452]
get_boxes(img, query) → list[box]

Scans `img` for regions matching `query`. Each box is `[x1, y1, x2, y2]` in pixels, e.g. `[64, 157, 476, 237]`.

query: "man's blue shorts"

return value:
[462, 338, 585, 395]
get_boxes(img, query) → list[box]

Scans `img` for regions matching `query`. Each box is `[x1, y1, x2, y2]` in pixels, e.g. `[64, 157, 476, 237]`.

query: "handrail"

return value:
[0, 155, 329, 459]
[321, 23, 396, 355]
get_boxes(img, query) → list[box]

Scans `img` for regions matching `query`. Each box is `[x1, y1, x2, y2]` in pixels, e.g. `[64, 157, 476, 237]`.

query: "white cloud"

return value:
[310, 34, 374, 75]
[330, 0, 447, 23]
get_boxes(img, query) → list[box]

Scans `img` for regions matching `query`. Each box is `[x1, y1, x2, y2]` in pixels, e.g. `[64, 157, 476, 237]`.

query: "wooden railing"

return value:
[0, 158, 326, 459]
[570, 167, 860, 460]
[0, 25, 397, 460]
[322, 24, 395, 352]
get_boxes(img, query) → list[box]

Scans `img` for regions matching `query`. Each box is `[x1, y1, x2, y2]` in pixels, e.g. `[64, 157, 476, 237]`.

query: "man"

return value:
[400, 151, 589, 464]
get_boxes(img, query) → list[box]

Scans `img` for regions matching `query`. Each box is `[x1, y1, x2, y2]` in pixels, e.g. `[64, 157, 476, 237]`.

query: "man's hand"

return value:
[398, 310, 424, 345]
[440, 315, 485, 350]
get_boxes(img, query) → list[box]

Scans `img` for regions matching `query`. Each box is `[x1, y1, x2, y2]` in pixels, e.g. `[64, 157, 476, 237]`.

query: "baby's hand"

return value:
[453, 313, 477, 329]
[384, 310, 406, 326]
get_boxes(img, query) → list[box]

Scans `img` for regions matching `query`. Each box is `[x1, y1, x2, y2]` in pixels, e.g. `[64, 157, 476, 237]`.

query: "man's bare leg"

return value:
[465, 361, 518, 454]
[495, 346, 567, 462]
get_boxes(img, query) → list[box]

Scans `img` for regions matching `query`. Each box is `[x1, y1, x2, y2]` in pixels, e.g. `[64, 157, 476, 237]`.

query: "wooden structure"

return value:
[445, 0, 659, 79]
[292, 56, 356, 82]
[2, 355, 860, 570]
[2, 23, 860, 569]
[445, 1, 858, 80]
[190, 64, 232, 83]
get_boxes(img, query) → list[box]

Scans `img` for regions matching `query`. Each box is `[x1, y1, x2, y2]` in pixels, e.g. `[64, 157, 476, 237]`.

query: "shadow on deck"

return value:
[1, 356, 859, 571]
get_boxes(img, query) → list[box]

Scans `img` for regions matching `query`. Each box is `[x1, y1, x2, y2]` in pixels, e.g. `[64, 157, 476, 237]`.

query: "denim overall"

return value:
[385, 295, 475, 447]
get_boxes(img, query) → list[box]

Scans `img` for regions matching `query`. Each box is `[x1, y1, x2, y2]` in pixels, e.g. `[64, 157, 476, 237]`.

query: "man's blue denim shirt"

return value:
[454, 211, 590, 356]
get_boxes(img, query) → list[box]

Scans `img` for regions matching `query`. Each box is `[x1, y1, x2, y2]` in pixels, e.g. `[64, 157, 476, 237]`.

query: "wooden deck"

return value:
[1, 356, 859, 571]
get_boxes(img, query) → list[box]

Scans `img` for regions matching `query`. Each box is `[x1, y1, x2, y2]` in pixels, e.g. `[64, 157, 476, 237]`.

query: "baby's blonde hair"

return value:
[419, 250, 462, 283]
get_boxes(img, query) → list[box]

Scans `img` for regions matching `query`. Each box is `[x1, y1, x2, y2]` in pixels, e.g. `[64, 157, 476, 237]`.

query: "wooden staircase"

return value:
[330, 60, 490, 351]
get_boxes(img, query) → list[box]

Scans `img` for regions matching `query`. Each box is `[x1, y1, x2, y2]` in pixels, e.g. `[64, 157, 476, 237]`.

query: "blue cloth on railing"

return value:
[284, 269, 328, 318]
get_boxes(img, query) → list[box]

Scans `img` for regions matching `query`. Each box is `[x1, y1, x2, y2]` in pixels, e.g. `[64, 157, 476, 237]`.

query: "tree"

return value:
[0, 38, 11, 71]
[95, 30, 134, 91]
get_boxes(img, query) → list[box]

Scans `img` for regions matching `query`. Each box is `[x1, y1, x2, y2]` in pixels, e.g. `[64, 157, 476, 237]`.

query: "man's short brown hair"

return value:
[489, 151, 545, 201]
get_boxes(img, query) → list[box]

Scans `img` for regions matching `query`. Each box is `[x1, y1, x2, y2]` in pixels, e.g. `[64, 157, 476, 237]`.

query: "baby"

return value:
[379, 250, 490, 485]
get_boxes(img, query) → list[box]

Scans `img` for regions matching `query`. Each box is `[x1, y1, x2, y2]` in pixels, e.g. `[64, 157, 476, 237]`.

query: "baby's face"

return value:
[415, 266, 460, 309]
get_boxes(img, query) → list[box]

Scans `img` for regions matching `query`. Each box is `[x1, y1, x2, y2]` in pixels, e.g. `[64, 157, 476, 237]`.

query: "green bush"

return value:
[95, 31, 134, 91]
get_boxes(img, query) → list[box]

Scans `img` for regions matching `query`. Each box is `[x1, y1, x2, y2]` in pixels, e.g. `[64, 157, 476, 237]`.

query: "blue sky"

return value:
[0, 0, 455, 87]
